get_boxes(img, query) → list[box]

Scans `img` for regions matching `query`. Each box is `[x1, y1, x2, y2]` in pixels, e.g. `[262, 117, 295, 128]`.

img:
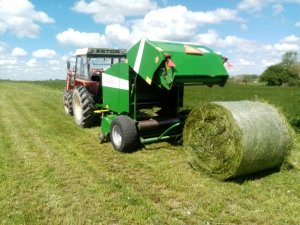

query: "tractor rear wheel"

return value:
[110, 115, 138, 152]
[64, 90, 73, 116]
[72, 86, 96, 127]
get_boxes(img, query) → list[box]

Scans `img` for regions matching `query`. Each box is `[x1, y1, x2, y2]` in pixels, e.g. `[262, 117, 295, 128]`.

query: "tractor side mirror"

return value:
[67, 60, 71, 69]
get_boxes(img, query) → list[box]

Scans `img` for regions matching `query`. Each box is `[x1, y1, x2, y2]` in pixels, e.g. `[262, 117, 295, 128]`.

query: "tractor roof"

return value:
[75, 48, 127, 56]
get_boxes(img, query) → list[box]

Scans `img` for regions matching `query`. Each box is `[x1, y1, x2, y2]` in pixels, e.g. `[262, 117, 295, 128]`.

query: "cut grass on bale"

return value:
[183, 101, 293, 180]
[0, 80, 299, 224]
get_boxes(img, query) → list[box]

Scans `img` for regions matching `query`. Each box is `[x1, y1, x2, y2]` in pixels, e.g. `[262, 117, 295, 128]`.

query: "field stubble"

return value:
[0, 81, 299, 224]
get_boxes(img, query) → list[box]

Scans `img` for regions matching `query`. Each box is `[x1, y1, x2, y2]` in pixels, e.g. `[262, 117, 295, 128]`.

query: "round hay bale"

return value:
[183, 101, 293, 180]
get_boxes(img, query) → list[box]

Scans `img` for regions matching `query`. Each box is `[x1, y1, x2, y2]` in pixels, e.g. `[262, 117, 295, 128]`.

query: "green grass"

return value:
[0, 81, 299, 224]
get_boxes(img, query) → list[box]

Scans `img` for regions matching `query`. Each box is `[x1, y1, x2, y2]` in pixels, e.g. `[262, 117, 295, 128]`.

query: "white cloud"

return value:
[0, 22, 7, 35]
[56, 28, 108, 47]
[286, 0, 300, 4]
[0, 0, 54, 38]
[0, 46, 5, 54]
[192, 8, 239, 24]
[295, 21, 300, 27]
[271, 34, 300, 52]
[11, 47, 28, 57]
[0, 59, 17, 65]
[281, 35, 299, 43]
[72, 0, 157, 24]
[272, 4, 284, 14]
[193, 30, 300, 75]
[194, 30, 260, 54]
[33, 49, 57, 58]
[273, 43, 300, 51]
[0, 45, 66, 80]
[237, 0, 300, 13]
[238, 0, 267, 12]
[26, 58, 37, 67]
[261, 59, 279, 67]
[0, 57, 66, 80]
[62, 52, 75, 61]
[71, 5, 240, 48]
[48, 60, 60, 66]
[241, 24, 248, 30]
[220, 36, 255, 50]
[105, 24, 132, 47]
[238, 58, 255, 66]
[105, 6, 239, 47]
[32, 11, 54, 23]
[194, 30, 220, 46]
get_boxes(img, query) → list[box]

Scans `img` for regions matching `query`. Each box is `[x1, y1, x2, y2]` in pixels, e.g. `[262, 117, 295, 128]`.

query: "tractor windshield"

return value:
[89, 56, 126, 71]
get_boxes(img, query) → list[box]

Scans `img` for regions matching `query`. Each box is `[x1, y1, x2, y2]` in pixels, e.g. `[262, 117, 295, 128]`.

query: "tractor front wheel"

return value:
[64, 90, 73, 116]
[72, 86, 96, 127]
[110, 115, 138, 152]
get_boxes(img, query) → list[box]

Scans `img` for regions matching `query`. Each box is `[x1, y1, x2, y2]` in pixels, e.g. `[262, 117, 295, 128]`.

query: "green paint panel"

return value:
[103, 87, 129, 113]
[127, 40, 165, 83]
[127, 39, 228, 90]
[100, 114, 117, 135]
[126, 41, 140, 64]
[104, 62, 129, 79]
[103, 63, 130, 113]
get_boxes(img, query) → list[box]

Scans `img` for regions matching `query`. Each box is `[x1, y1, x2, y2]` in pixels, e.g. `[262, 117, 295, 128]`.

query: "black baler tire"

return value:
[72, 86, 96, 128]
[64, 90, 73, 116]
[110, 115, 138, 152]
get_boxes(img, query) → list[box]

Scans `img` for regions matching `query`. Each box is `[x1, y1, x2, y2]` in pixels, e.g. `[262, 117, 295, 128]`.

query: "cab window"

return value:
[76, 55, 89, 79]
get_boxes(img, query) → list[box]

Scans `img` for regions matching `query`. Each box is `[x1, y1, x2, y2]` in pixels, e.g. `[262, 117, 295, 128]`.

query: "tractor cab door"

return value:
[75, 55, 89, 79]
[74, 54, 101, 97]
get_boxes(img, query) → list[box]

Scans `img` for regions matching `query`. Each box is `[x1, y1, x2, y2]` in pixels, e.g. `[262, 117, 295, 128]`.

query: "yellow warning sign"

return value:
[146, 77, 152, 85]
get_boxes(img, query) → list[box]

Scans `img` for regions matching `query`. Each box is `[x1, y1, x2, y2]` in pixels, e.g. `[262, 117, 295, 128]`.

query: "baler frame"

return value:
[95, 39, 228, 151]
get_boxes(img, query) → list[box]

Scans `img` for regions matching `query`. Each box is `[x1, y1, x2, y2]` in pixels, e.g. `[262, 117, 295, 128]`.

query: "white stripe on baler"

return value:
[133, 39, 146, 73]
[102, 73, 129, 90]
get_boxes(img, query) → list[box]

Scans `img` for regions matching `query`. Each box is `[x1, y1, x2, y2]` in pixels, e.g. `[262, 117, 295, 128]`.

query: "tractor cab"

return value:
[65, 48, 127, 94]
[73, 48, 127, 82]
[64, 47, 127, 127]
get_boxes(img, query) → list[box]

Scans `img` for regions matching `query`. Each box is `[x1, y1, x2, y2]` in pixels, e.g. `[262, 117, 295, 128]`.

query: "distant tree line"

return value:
[259, 51, 300, 86]
[230, 74, 259, 85]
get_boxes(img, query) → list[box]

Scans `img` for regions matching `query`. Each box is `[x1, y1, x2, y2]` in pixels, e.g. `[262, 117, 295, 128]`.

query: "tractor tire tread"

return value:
[73, 86, 96, 127]
[64, 90, 73, 116]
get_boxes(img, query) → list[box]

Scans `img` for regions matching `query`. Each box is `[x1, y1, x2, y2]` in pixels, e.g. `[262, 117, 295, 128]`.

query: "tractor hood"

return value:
[127, 39, 229, 90]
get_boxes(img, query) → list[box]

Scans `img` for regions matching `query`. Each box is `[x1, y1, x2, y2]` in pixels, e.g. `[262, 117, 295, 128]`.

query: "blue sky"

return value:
[0, 0, 300, 80]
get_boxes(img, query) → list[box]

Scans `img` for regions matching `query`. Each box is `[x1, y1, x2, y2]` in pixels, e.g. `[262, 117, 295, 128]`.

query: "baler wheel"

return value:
[72, 86, 96, 127]
[64, 90, 73, 116]
[110, 115, 138, 152]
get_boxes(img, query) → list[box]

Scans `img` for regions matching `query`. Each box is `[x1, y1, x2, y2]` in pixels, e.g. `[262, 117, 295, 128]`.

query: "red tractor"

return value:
[64, 48, 127, 127]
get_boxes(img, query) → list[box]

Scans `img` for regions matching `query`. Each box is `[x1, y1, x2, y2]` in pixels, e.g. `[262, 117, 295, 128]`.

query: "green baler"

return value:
[96, 39, 228, 152]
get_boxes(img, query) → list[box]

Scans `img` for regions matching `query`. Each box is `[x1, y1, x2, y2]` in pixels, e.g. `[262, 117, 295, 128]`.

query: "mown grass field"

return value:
[0, 80, 299, 224]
